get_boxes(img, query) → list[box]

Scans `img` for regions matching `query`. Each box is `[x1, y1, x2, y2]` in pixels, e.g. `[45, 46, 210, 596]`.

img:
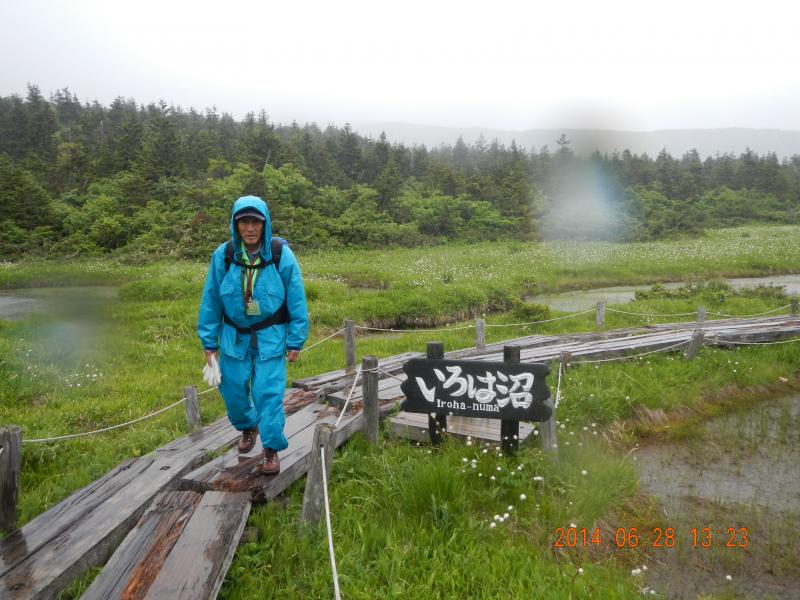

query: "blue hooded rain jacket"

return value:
[198, 196, 309, 359]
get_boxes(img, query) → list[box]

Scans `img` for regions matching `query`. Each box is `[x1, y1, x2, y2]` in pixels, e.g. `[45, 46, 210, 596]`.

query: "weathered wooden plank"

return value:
[0, 416, 239, 600]
[326, 376, 405, 408]
[82, 491, 203, 600]
[180, 401, 329, 493]
[391, 412, 534, 443]
[182, 401, 397, 501]
[142, 492, 251, 600]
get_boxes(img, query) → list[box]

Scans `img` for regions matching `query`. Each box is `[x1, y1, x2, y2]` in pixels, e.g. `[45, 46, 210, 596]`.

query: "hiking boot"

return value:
[238, 428, 258, 453]
[260, 448, 280, 475]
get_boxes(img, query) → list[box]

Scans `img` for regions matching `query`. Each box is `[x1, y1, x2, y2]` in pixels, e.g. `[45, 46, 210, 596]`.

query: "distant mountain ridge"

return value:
[351, 123, 800, 160]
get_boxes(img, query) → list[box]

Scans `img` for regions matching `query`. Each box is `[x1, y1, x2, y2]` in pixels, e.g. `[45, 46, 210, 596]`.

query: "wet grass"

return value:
[2, 226, 800, 597]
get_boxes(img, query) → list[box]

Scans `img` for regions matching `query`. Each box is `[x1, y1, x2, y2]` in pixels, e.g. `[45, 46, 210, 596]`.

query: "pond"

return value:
[528, 274, 800, 312]
[0, 287, 118, 320]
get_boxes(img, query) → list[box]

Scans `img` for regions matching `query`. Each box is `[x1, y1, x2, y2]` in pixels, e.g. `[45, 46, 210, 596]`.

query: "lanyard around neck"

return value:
[240, 242, 262, 300]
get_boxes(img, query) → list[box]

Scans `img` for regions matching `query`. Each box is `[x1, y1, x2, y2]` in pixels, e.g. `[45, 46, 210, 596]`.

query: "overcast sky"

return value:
[1, 0, 798, 131]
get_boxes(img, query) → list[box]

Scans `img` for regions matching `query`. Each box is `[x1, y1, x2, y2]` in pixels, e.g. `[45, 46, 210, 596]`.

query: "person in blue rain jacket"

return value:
[198, 195, 308, 475]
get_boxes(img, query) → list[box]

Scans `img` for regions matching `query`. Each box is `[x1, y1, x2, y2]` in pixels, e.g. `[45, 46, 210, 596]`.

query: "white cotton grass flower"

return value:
[519, 493, 527, 500]
[577, 567, 584, 575]
[507, 505, 514, 511]
[462, 458, 468, 463]
[490, 476, 496, 481]
[490, 522, 497, 528]
[496, 466, 502, 471]
[726, 575, 732, 581]
[504, 513, 509, 519]
[570, 522, 577, 528]
[533, 476, 544, 482]
[494, 514, 501, 521]
[581, 470, 588, 476]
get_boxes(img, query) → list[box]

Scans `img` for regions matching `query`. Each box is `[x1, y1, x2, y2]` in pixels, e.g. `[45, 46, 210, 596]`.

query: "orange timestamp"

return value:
[553, 526, 749, 549]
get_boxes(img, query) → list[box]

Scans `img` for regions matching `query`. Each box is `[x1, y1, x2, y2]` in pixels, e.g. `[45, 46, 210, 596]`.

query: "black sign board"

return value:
[400, 358, 552, 422]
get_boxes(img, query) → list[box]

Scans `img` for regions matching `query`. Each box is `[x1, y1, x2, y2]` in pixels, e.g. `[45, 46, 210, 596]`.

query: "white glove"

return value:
[202, 353, 221, 387]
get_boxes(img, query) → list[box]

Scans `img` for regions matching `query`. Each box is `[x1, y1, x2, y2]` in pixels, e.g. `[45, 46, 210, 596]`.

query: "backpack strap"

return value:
[224, 240, 234, 272]
[225, 237, 286, 272]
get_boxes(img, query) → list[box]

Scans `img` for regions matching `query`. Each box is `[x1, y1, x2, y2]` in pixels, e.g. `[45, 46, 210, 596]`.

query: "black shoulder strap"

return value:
[271, 237, 283, 269]
[224, 240, 234, 272]
[226, 238, 284, 272]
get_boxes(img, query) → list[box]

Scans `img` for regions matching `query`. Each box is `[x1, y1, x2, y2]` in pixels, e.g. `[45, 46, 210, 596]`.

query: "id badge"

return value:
[246, 300, 262, 316]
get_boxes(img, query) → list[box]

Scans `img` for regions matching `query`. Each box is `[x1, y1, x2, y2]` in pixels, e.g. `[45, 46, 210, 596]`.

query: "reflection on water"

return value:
[0, 287, 117, 366]
[528, 274, 800, 311]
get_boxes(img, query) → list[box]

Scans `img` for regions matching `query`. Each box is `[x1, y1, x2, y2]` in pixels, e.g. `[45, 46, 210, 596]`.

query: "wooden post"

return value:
[1, 426, 22, 533]
[427, 342, 447, 445]
[343, 319, 356, 373]
[475, 318, 486, 349]
[501, 346, 520, 454]
[183, 386, 202, 430]
[684, 330, 705, 360]
[540, 397, 558, 458]
[540, 355, 561, 459]
[362, 356, 379, 444]
[596, 301, 605, 329]
[697, 306, 706, 322]
[792, 297, 798, 316]
[300, 423, 336, 525]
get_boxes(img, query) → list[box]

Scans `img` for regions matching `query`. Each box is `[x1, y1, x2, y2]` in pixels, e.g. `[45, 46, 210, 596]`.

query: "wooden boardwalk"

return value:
[2, 314, 799, 599]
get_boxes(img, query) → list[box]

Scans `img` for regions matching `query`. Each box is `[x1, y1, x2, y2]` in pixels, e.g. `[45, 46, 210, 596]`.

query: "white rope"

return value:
[22, 387, 218, 444]
[483, 308, 596, 328]
[707, 335, 800, 346]
[320, 446, 342, 600]
[357, 324, 475, 333]
[707, 304, 791, 318]
[554, 360, 563, 409]
[378, 368, 405, 383]
[571, 338, 691, 364]
[334, 365, 363, 428]
[355, 307, 595, 334]
[606, 307, 698, 317]
[300, 327, 346, 353]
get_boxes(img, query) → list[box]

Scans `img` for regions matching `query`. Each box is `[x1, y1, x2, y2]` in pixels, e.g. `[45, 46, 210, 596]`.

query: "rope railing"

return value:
[605, 307, 698, 317]
[357, 324, 476, 333]
[483, 308, 596, 327]
[320, 445, 342, 600]
[21, 387, 217, 444]
[300, 327, 346, 353]
[333, 365, 363, 428]
[707, 304, 792, 318]
[570, 338, 692, 365]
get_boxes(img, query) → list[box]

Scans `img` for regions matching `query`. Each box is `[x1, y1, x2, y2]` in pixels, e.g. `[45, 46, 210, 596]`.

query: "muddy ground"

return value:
[635, 396, 800, 599]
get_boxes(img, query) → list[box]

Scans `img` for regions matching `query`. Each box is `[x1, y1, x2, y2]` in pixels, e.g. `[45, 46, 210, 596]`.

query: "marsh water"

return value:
[634, 395, 800, 598]
[0, 287, 118, 320]
[528, 274, 800, 312]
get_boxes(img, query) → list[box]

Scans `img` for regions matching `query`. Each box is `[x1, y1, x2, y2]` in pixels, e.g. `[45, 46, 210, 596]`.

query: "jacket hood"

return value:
[230, 196, 273, 260]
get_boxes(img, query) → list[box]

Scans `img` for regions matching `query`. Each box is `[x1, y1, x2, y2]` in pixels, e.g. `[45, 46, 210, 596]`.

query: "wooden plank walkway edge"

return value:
[0, 416, 242, 600]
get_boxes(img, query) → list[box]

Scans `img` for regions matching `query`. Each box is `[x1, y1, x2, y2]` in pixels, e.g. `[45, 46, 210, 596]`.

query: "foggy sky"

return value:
[1, 0, 799, 132]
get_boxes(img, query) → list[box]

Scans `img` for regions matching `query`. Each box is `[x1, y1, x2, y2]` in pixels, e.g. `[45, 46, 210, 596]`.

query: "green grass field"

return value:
[3, 224, 800, 599]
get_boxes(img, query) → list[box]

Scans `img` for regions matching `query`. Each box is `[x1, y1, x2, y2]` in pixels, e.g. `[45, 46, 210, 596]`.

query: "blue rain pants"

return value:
[218, 346, 288, 451]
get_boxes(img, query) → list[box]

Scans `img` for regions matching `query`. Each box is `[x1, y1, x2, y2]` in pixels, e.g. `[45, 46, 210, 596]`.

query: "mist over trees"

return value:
[1, 84, 800, 258]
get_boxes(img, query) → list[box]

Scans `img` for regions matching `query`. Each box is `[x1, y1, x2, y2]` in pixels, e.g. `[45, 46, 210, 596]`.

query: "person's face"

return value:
[237, 217, 263, 248]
